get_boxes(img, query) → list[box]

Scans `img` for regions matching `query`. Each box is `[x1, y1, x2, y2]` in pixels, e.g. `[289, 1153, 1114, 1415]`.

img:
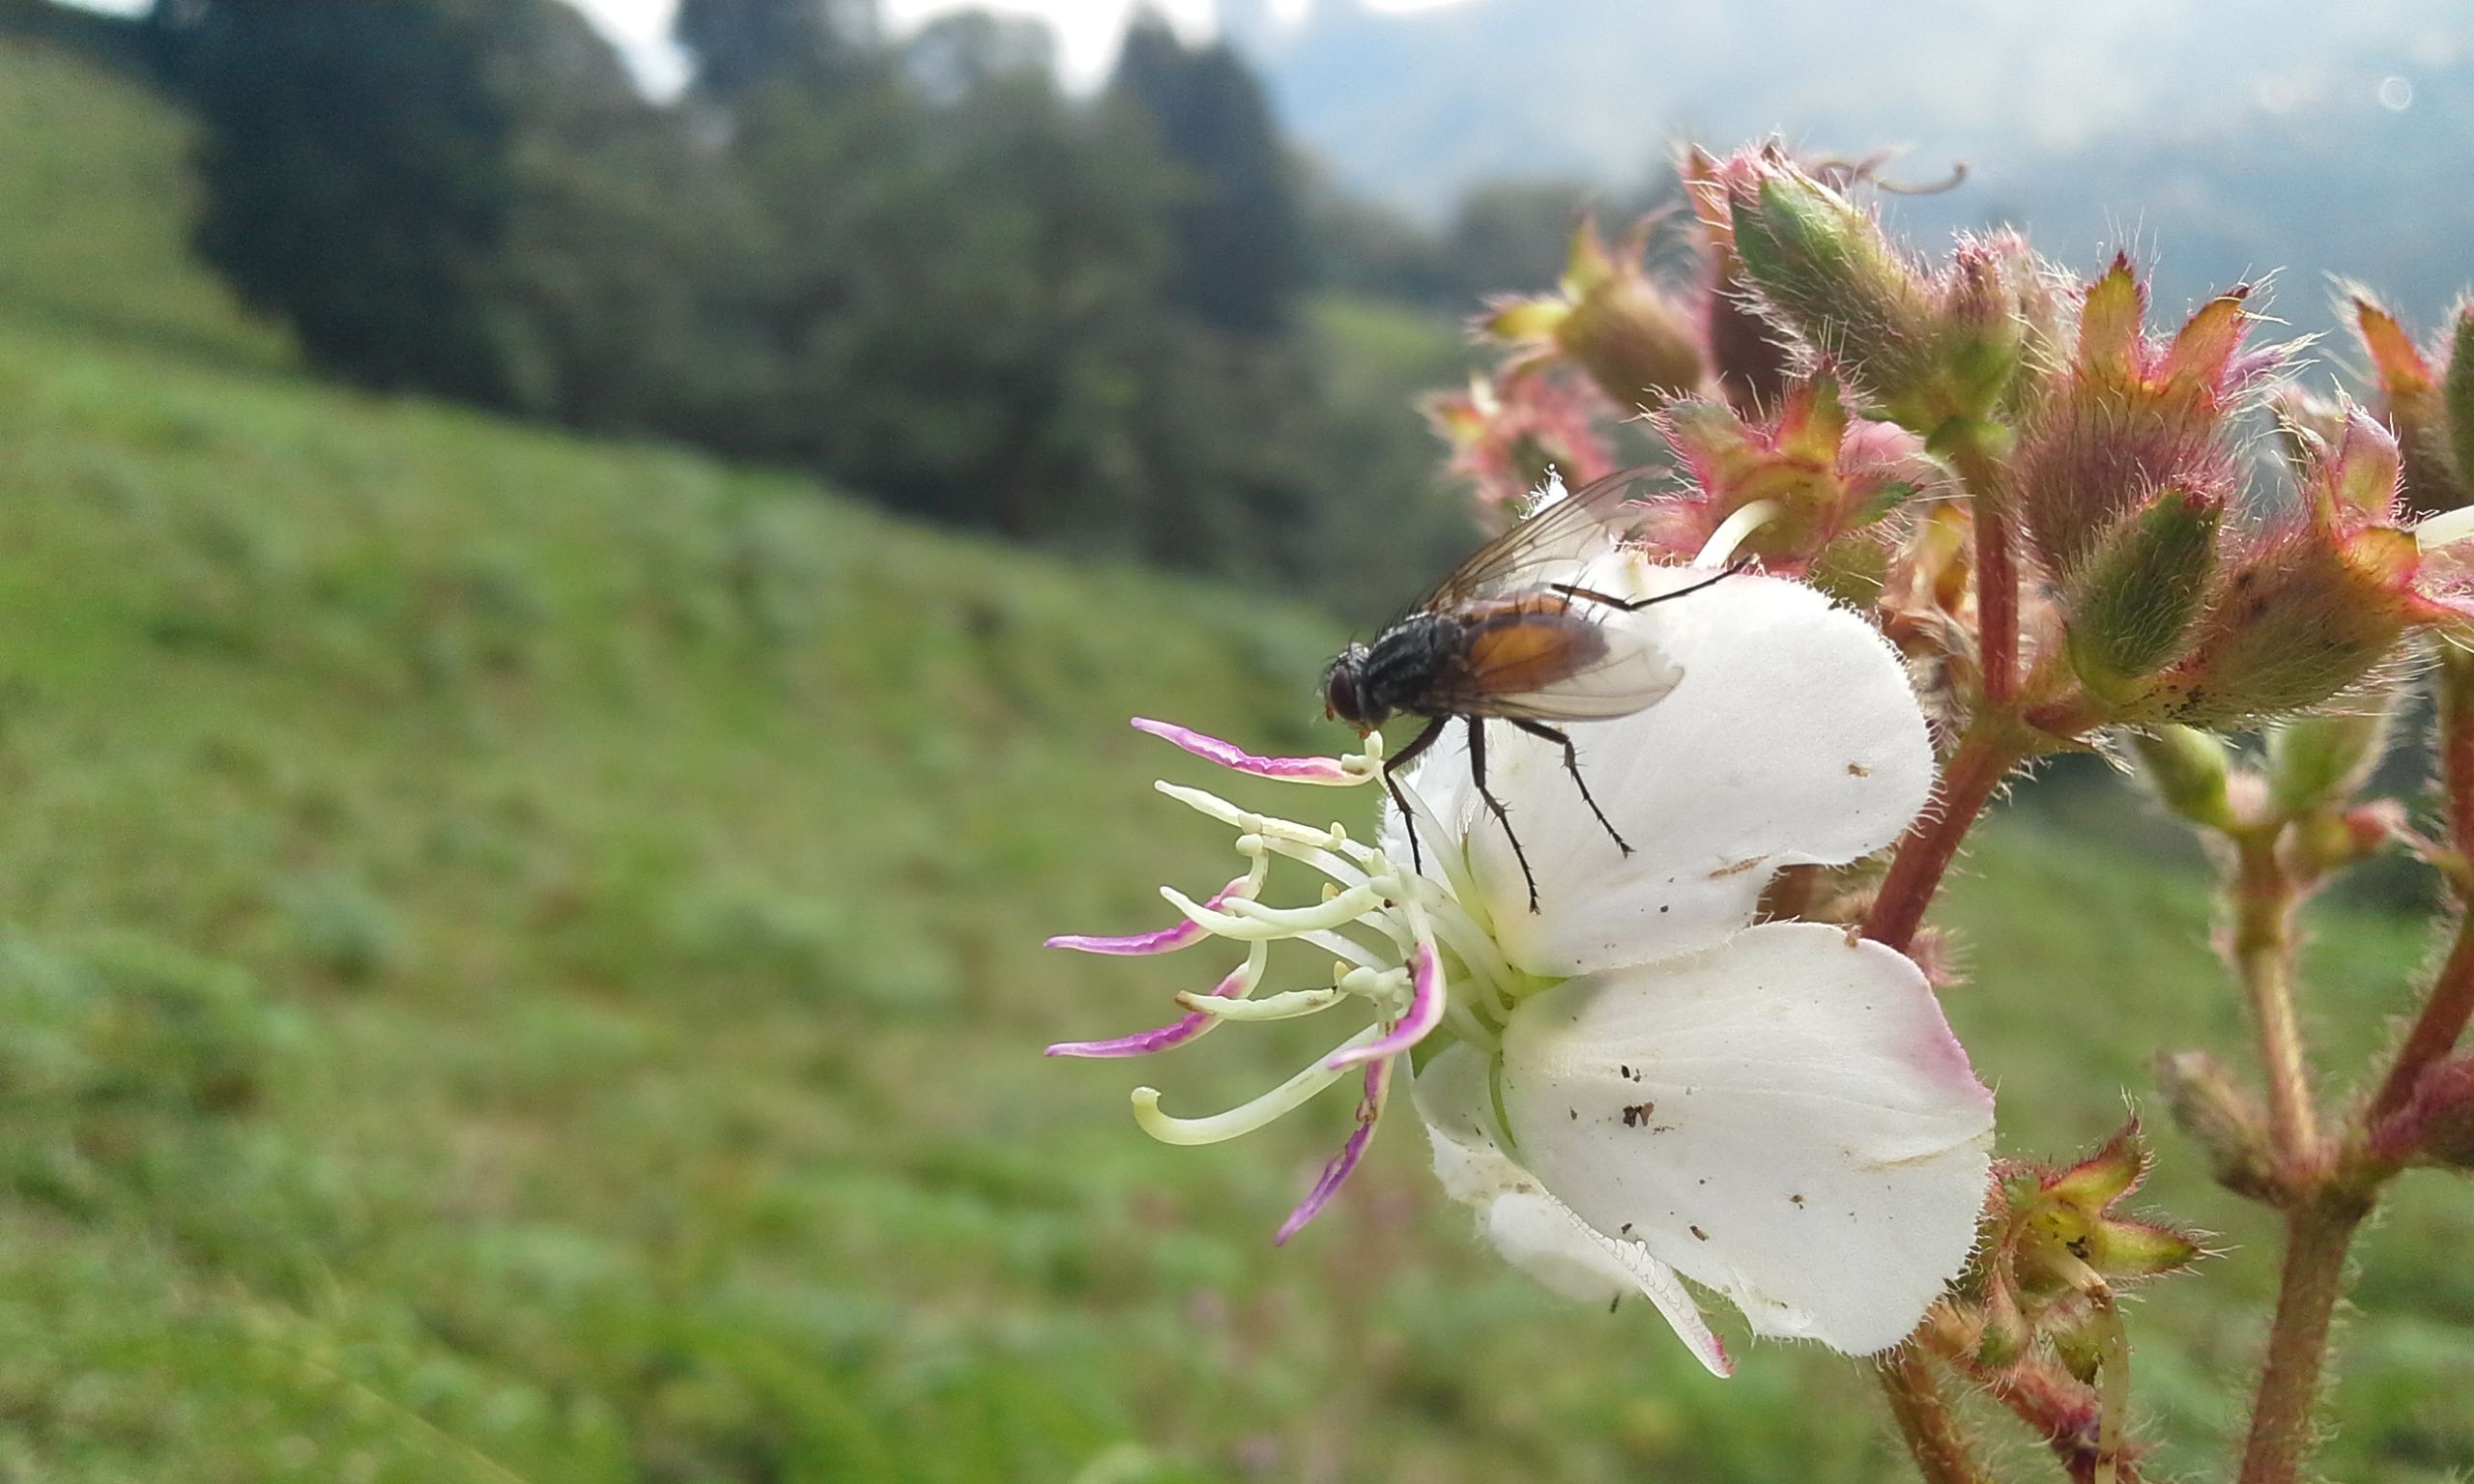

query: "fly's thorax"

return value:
[1360, 612, 1470, 720]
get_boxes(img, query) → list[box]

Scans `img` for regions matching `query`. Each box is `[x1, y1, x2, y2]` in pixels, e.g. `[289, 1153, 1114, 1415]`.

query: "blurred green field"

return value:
[0, 29, 2465, 1484]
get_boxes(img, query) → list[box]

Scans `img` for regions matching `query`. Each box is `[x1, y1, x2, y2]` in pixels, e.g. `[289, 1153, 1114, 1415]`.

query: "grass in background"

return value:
[0, 28, 2465, 1484]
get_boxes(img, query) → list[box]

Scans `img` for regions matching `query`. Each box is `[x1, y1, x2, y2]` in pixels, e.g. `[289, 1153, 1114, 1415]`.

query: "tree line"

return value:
[92, 0, 1510, 606]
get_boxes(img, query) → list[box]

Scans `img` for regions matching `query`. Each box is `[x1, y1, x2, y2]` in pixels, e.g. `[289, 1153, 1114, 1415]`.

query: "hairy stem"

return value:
[1866, 727, 2016, 951]
[2229, 834, 2321, 1175]
[1947, 438, 2018, 706]
[2235, 1196, 2370, 1484]
[1877, 1348, 1996, 1484]
[2368, 913, 2474, 1125]
[2369, 652, 2474, 1123]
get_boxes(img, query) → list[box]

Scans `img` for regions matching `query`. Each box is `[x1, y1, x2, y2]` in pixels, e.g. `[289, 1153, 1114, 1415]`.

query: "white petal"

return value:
[1413, 1043, 1733, 1376]
[1390, 567, 1932, 977]
[1496, 922, 1994, 1356]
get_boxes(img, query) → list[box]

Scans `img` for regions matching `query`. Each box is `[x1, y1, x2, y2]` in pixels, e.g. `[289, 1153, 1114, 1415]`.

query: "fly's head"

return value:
[1321, 643, 1386, 733]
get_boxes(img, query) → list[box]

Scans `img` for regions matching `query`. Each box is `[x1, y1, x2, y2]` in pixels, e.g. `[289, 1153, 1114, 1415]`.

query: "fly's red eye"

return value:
[1323, 650, 1368, 727]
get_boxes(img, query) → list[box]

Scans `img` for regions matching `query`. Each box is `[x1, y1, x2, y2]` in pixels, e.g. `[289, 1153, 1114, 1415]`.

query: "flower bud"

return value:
[2263, 695, 2394, 816]
[1682, 145, 1793, 410]
[2347, 291, 2471, 517]
[1640, 372, 1936, 571]
[2153, 1050, 2278, 1200]
[2062, 487, 2222, 696]
[2139, 526, 2422, 728]
[1483, 215, 1705, 413]
[2013, 259, 2279, 582]
[2129, 727, 2236, 832]
[1717, 153, 1954, 427]
[2372, 1055, 2474, 1169]
[2289, 799, 2404, 877]
[1423, 367, 1618, 509]
[2024, 1122, 2202, 1285]
[2447, 305, 2474, 509]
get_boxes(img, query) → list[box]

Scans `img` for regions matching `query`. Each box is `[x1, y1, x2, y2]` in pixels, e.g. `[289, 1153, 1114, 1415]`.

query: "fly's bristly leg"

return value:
[1553, 557, 1753, 614]
[1466, 716, 1539, 912]
[1382, 716, 1449, 878]
[1511, 717, 1630, 858]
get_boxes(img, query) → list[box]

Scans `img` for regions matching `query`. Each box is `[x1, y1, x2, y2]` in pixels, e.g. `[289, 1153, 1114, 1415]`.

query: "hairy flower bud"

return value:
[2130, 727, 2236, 832]
[2062, 487, 2222, 696]
[2370, 1055, 2474, 1169]
[2014, 258, 2281, 583]
[2100, 411, 2453, 728]
[2153, 1050, 2278, 1200]
[1484, 216, 1705, 413]
[1717, 152, 1990, 435]
[1683, 145, 1793, 410]
[2347, 291, 2472, 518]
[2263, 695, 2394, 817]
[1640, 372, 1936, 572]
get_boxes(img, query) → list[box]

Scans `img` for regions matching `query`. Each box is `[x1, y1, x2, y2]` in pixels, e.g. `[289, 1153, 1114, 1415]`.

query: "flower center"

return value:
[1043, 719, 1549, 1241]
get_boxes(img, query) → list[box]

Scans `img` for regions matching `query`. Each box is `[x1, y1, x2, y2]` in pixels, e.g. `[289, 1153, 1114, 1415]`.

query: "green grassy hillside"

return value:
[0, 26, 2465, 1484]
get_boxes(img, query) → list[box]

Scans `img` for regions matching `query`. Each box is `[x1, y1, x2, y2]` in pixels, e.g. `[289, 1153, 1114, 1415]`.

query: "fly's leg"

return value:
[1467, 716, 1539, 912]
[1511, 717, 1630, 858]
[1381, 716, 1448, 879]
[1553, 557, 1752, 614]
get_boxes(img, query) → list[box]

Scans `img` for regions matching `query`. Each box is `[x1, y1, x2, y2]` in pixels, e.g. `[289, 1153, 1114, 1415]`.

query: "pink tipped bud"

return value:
[1683, 145, 1793, 409]
[1642, 371, 1934, 570]
[2299, 406, 2405, 528]
[1719, 152, 1945, 415]
[2014, 261, 2275, 581]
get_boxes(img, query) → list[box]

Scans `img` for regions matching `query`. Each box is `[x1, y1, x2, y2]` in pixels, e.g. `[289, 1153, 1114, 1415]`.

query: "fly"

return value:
[1321, 470, 1744, 911]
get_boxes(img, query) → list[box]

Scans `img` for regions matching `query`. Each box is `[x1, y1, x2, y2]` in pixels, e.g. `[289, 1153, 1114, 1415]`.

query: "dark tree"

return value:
[150, 0, 522, 403]
[1107, 14, 1308, 336]
[674, 0, 875, 100]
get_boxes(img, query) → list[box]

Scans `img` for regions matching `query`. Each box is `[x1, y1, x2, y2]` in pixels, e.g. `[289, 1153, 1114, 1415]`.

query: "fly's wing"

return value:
[1435, 597, 1683, 723]
[1429, 467, 1657, 609]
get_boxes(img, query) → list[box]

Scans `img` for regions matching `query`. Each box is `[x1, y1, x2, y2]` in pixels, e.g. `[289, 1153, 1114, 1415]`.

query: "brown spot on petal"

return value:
[1847, 762, 1871, 777]
[1620, 1102, 1656, 1127]
[1690, 1225, 1710, 1241]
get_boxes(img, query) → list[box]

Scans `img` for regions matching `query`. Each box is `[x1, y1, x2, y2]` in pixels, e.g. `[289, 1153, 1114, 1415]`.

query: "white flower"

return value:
[1046, 549, 1993, 1376]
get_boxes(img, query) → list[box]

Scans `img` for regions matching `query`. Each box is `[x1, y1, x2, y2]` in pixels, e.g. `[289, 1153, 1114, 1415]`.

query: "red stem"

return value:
[2369, 653, 2474, 1123]
[2234, 1197, 2371, 1484]
[1866, 728, 2014, 951]
[2368, 917, 2474, 1125]
[1975, 499, 2019, 706]
[1876, 1349, 1995, 1484]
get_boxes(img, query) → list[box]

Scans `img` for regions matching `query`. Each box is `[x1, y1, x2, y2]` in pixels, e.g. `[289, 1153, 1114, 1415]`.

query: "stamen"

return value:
[1329, 941, 1446, 1069]
[1273, 1058, 1392, 1245]
[1163, 882, 1383, 940]
[1046, 874, 1252, 956]
[1131, 1023, 1386, 1145]
[1696, 498, 1783, 570]
[1045, 961, 1256, 1058]
[1133, 718, 1380, 785]
[1156, 781, 1257, 831]
[1175, 985, 1345, 1021]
